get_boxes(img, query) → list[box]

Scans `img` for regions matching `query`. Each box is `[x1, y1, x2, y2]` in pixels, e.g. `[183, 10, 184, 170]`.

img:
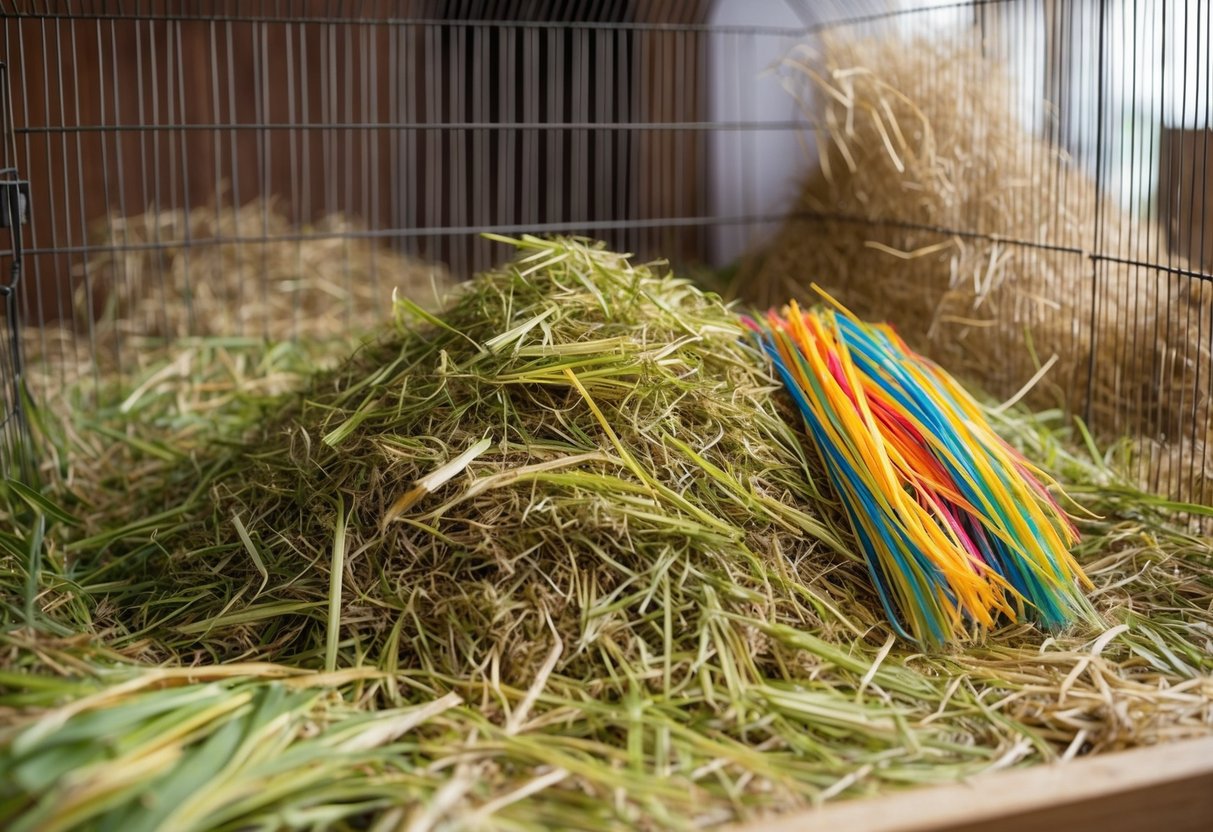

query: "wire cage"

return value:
[0, 56, 31, 485]
[0, 0, 1211, 510]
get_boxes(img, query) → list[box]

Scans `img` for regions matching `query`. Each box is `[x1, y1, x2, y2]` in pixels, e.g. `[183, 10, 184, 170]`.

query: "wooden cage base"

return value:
[734, 735, 1213, 832]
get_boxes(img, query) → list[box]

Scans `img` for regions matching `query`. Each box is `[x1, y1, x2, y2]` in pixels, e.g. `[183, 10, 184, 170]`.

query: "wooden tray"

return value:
[734, 735, 1213, 832]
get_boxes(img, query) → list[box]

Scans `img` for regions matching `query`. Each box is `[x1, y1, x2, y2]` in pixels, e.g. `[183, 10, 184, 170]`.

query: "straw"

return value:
[22, 194, 451, 403]
[3, 235, 1211, 830]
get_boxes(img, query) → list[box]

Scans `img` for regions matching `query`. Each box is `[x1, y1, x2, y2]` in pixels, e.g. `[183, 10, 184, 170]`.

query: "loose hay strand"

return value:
[326, 494, 349, 674]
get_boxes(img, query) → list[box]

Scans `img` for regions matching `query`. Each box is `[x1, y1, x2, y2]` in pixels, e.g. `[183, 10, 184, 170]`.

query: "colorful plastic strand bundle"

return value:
[742, 291, 1094, 645]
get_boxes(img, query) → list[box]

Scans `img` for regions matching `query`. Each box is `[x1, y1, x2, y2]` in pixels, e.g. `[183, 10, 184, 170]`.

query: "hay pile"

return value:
[740, 34, 1212, 504]
[77, 194, 449, 341]
[62, 235, 863, 680]
[3, 237, 1212, 830]
[23, 196, 449, 394]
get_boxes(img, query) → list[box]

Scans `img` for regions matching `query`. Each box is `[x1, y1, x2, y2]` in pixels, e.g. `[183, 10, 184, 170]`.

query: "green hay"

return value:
[2, 236, 1212, 830]
[0, 656, 463, 832]
[47, 235, 864, 680]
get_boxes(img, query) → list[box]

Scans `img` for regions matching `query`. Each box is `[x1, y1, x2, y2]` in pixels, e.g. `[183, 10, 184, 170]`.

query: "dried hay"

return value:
[2, 237, 1212, 830]
[56, 235, 861, 681]
[738, 34, 1212, 505]
[22, 194, 449, 395]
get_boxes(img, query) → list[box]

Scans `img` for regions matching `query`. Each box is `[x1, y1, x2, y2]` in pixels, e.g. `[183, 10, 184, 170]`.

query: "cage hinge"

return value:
[0, 179, 29, 229]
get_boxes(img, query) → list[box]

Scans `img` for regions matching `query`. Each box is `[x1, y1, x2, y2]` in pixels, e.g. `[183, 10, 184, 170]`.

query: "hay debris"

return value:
[2, 237, 1212, 829]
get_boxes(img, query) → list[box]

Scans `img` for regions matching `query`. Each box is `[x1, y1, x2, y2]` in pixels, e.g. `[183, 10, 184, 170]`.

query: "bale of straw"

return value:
[738, 34, 1212, 504]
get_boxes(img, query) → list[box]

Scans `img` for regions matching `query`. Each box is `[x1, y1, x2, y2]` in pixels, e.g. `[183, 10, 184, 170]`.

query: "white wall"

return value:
[706, 0, 1211, 233]
[703, 0, 1029, 268]
[706, 0, 814, 268]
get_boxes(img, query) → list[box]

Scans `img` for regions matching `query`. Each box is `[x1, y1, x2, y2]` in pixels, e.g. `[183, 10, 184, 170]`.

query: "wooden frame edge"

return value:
[731, 735, 1213, 832]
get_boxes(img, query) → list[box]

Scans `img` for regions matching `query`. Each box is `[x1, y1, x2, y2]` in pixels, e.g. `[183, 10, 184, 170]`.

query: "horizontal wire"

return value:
[0, 7, 815, 34]
[15, 120, 809, 134]
[27, 207, 1210, 285]
[0, 1, 1019, 33]
[1088, 253, 1213, 282]
[790, 211, 1092, 257]
[20, 212, 795, 256]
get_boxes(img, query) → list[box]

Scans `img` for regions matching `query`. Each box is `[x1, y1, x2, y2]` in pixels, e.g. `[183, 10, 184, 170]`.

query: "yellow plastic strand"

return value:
[742, 294, 1093, 645]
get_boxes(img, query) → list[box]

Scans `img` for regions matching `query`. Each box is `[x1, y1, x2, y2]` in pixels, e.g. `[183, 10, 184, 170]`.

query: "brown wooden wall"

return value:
[0, 1, 709, 325]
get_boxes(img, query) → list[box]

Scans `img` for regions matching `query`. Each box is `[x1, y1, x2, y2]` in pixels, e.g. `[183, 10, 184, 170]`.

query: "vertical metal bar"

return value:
[286, 18, 301, 337]
[723, 27, 739, 268]
[1085, 0, 1108, 430]
[1195, 0, 1213, 509]
[68, 18, 99, 390]
[342, 17, 354, 328]
[12, 19, 50, 392]
[175, 18, 196, 337]
[1075, 0, 1094, 409]
[55, 16, 89, 382]
[1169, 0, 1194, 501]
[224, 17, 244, 334]
[1058, 0, 1075, 389]
[164, 14, 180, 293]
[300, 17, 312, 235]
[594, 25, 609, 234]
[403, 20, 418, 260]
[522, 24, 536, 233]
[257, 16, 271, 339]
[1141, 0, 1158, 489]
[1115, 0, 1134, 479]
[451, 20, 466, 276]
[617, 24, 629, 256]
[365, 16, 380, 298]
[545, 25, 562, 246]
[321, 18, 333, 227]
[94, 17, 119, 375]
[1010, 0, 1024, 393]
[498, 22, 516, 264]
[668, 21, 682, 259]
[571, 24, 587, 232]
[0, 53, 30, 481]
[631, 23, 644, 257]
[1158, 0, 1178, 495]
[470, 20, 486, 272]
[40, 19, 61, 366]
[1090, 0, 1108, 434]
[209, 15, 223, 285]
[694, 22, 708, 257]
[1043, 0, 1061, 411]
[424, 22, 439, 265]
[388, 18, 400, 259]
[740, 30, 755, 270]
[149, 16, 170, 340]
[1124, 0, 1143, 487]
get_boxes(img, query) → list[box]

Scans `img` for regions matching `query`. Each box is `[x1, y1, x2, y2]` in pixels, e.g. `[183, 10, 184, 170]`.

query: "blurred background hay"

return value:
[77, 195, 449, 340]
[737, 34, 1212, 504]
[23, 194, 449, 394]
